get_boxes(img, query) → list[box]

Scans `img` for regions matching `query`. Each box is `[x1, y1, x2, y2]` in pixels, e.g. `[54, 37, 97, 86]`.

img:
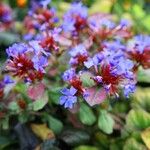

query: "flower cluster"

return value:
[6, 41, 48, 83]
[23, 0, 58, 41]
[58, 3, 149, 109]
[4, 2, 150, 110]
[0, 2, 13, 31]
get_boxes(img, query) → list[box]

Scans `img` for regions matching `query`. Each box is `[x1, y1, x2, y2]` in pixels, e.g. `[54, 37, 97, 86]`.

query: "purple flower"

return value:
[128, 35, 150, 53]
[123, 84, 136, 98]
[69, 44, 87, 57]
[3, 75, 14, 84]
[62, 2, 88, 32]
[32, 56, 48, 73]
[119, 19, 131, 27]
[89, 18, 115, 32]
[84, 53, 104, 68]
[66, 2, 88, 19]
[29, 40, 48, 55]
[23, 33, 34, 41]
[111, 57, 134, 77]
[62, 18, 75, 32]
[59, 86, 77, 109]
[6, 43, 28, 57]
[30, 0, 51, 9]
[62, 68, 76, 81]
[103, 40, 125, 51]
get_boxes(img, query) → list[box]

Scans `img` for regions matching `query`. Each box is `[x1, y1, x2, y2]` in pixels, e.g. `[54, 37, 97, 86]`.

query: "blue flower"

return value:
[30, 0, 51, 9]
[84, 53, 104, 68]
[62, 2, 88, 32]
[111, 57, 134, 77]
[66, 2, 88, 19]
[59, 86, 77, 109]
[6, 43, 28, 57]
[32, 56, 48, 73]
[62, 18, 75, 32]
[119, 19, 131, 27]
[69, 44, 87, 57]
[3, 75, 14, 84]
[123, 84, 136, 98]
[62, 68, 76, 81]
[128, 35, 150, 53]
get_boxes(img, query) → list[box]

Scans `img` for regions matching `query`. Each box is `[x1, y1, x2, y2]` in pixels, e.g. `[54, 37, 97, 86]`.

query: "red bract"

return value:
[17, 99, 27, 109]
[128, 48, 150, 69]
[6, 54, 43, 82]
[70, 77, 84, 95]
[100, 65, 124, 95]
[74, 16, 87, 31]
[40, 35, 59, 51]
[77, 55, 88, 64]
[0, 89, 4, 98]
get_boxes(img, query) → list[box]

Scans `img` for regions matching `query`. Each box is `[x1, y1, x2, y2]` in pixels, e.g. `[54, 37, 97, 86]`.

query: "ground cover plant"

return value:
[0, 0, 150, 149]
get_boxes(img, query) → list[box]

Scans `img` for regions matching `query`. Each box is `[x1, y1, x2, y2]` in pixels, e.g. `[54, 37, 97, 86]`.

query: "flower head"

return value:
[60, 86, 77, 108]
[127, 35, 150, 69]
[6, 42, 48, 82]
[0, 3, 13, 31]
[62, 2, 88, 32]
[69, 44, 88, 66]
[62, 68, 76, 81]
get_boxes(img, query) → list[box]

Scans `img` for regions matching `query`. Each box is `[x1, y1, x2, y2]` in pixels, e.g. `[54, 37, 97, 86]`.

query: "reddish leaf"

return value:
[27, 83, 45, 100]
[84, 87, 106, 106]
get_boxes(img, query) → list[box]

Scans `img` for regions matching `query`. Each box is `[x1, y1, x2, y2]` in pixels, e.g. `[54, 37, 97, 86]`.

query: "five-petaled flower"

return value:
[60, 86, 77, 109]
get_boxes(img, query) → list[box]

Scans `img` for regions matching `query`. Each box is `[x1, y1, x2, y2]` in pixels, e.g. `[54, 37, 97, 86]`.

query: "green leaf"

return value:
[48, 87, 62, 104]
[123, 138, 147, 150]
[45, 115, 63, 134]
[137, 67, 150, 83]
[33, 92, 48, 111]
[73, 145, 98, 150]
[126, 109, 150, 131]
[60, 129, 90, 146]
[80, 72, 95, 87]
[40, 139, 60, 150]
[98, 110, 114, 134]
[18, 112, 30, 123]
[131, 4, 145, 18]
[141, 127, 150, 149]
[8, 101, 20, 112]
[1, 117, 9, 130]
[89, 0, 112, 14]
[0, 32, 20, 45]
[0, 136, 15, 149]
[78, 103, 96, 126]
[131, 88, 150, 112]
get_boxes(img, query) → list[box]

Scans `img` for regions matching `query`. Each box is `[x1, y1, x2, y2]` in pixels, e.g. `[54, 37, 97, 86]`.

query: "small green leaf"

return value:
[80, 72, 95, 87]
[0, 32, 20, 45]
[98, 110, 114, 134]
[60, 129, 90, 146]
[126, 109, 150, 131]
[123, 138, 147, 150]
[74, 145, 98, 150]
[141, 127, 150, 149]
[0, 136, 15, 149]
[8, 101, 20, 112]
[46, 115, 63, 134]
[78, 103, 96, 126]
[48, 87, 61, 104]
[33, 92, 48, 111]
[131, 88, 150, 112]
[137, 67, 150, 83]
[1, 117, 9, 130]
